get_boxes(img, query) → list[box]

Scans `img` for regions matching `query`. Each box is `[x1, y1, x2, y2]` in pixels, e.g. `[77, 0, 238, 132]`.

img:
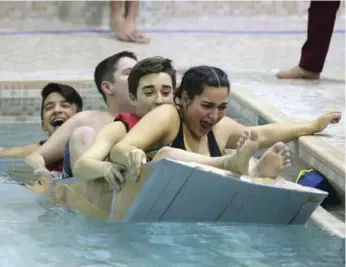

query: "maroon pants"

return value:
[299, 1, 340, 73]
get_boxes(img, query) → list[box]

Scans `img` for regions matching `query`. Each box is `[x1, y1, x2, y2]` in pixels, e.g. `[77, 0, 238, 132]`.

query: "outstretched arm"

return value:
[110, 104, 179, 168]
[225, 111, 342, 149]
[25, 111, 89, 171]
[0, 144, 40, 158]
[73, 122, 127, 181]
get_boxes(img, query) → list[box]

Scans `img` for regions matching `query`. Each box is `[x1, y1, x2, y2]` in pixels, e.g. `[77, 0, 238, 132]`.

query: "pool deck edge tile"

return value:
[231, 86, 345, 202]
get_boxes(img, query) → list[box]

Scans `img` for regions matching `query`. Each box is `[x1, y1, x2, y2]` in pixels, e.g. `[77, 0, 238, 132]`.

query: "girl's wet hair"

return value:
[174, 65, 230, 104]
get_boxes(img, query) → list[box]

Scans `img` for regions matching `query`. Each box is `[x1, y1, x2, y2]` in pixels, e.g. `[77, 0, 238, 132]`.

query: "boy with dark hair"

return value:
[25, 51, 138, 179]
[0, 83, 82, 163]
[73, 56, 176, 185]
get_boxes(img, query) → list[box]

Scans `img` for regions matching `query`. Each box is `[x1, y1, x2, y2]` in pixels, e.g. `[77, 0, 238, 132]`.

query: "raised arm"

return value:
[25, 111, 89, 171]
[73, 122, 127, 181]
[0, 144, 40, 158]
[110, 104, 179, 168]
[225, 110, 342, 149]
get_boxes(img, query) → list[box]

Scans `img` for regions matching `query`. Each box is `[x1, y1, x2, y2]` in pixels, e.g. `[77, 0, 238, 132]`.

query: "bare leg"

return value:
[110, 1, 150, 44]
[224, 130, 259, 175]
[249, 142, 291, 178]
[124, 1, 150, 43]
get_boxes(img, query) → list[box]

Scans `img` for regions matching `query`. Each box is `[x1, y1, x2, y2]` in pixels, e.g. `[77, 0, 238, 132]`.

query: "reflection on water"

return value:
[0, 177, 344, 267]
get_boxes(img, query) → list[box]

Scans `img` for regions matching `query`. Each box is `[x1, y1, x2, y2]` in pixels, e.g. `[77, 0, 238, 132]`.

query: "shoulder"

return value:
[77, 110, 99, 120]
[149, 104, 179, 119]
[71, 110, 101, 125]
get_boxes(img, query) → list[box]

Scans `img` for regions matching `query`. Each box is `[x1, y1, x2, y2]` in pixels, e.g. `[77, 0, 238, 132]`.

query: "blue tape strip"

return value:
[0, 28, 344, 36]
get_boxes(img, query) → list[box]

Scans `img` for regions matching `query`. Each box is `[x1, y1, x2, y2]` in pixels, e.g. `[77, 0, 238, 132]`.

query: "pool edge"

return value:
[230, 86, 345, 205]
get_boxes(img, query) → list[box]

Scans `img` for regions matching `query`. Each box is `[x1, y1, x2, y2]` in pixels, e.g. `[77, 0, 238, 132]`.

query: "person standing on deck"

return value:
[276, 1, 341, 79]
[110, 1, 150, 44]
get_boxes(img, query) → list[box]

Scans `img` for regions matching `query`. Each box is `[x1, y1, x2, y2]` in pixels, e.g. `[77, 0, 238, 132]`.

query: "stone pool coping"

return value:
[230, 86, 345, 205]
[310, 206, 345, 238]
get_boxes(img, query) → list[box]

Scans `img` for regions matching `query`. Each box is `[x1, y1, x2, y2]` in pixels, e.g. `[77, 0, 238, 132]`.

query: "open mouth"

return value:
[51, 119, 65, 128]
[200, 120, 212, 131]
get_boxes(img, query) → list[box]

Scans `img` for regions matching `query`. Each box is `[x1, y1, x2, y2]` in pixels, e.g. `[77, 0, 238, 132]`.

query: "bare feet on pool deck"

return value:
[224, 130, 259, 175]
[110, 18, 150, 44]
[276, 66, 320, 80]
[250, 142, 291, 178]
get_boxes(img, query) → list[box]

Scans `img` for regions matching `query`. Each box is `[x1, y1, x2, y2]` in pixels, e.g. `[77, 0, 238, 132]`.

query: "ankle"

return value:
[125, 16, 137, 24]
[221, 152, 236, 170]
[110, 14, 123, 22]
[298, 66, 320, 76]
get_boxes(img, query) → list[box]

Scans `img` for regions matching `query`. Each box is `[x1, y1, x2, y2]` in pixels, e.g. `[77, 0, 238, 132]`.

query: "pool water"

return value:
[0, 123, 345, 267]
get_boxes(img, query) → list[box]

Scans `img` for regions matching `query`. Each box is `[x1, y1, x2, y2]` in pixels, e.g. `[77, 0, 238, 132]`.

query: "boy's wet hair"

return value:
[128, 56, 176, 99]
[40, 82, 83, 123]
[94, 51, 138, 103]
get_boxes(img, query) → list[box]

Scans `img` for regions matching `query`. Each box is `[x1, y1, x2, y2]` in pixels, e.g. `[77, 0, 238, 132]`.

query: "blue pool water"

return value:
[0, 123, 345, 267]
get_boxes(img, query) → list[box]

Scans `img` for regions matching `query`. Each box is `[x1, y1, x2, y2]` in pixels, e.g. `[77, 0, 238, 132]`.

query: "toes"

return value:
[280, 147, 290, 156]
[236, 132, 247, 149]
[237, 130, 259, 150]
[283, 159, 291, 167]
[272, 142, 286, 154]
[243, 130, 250, 138]
[236, 139, 242, 150]
[282, 152, 290, 162]
[282, 147, 291, 167]
[241, 130, 250, 140]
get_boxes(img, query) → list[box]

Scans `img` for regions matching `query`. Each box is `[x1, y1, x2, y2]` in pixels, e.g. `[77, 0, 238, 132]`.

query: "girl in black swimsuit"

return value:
[112, 65, 291, 180]
[144, 66, 227, 162]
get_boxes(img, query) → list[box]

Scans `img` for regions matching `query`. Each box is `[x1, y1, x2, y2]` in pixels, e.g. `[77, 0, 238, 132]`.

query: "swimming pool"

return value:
[0, 123, 345, 267]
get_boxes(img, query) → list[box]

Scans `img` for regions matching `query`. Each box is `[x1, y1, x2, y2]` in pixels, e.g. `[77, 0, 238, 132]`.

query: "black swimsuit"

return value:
[146, 108, 223, 160]
[169, 119, 222, 157]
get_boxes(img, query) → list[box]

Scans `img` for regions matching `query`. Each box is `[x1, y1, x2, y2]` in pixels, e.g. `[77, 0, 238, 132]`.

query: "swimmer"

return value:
[111, 65, 341, 181]
[0, 82, 82, 172]
[73, 56, 176, 188]
[74, 60, 289, 187]
[25, 51, 138, 180]
[26, 65, 339, 220]
[28, 59, 287, 215]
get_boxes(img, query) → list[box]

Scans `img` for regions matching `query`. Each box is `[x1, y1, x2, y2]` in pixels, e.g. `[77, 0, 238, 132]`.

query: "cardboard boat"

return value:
[8, 158, 328, 224]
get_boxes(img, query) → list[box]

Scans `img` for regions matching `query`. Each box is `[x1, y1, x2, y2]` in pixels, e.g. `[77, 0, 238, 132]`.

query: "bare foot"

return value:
[224, 130, 260, 175]
[276, 66, 320, 80]
[110, 18, 150, 44]
[249, 142, 291, 178]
